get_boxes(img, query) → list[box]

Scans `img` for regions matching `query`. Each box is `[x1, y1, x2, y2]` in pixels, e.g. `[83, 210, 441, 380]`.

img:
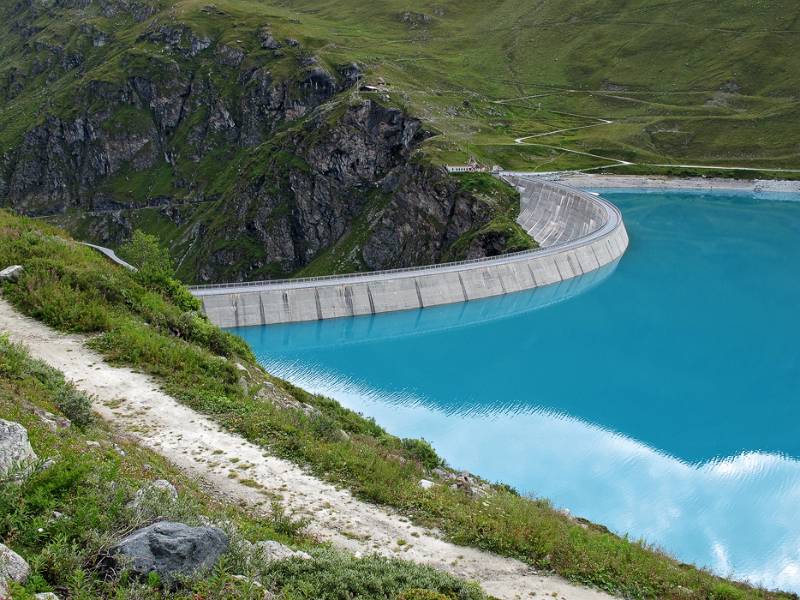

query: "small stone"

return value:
[0, 265, 23, 282]
[35, 593, 61, 600]
[113, 444, 126, 457]
[86, 440, 101, 448]
[0, 542, 30, 585]
[418, 479, 435, 490]
[40, 458, 56, 470]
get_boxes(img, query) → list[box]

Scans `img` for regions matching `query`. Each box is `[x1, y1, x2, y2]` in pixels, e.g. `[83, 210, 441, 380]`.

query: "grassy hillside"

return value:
[1, 0, 798, 285]
[1, 211, 797, 599]
[0, 336, 485, 599]
[1, 0, 798, 177]
[273, 0, 800, 171]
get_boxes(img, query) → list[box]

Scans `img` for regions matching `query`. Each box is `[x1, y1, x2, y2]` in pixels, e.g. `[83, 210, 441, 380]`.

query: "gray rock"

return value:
[0, 265, 23, 282]
[418, 478, 435, 490]
[35, 593, 61, 600]
[0, 419, 38, 478]
[110, 521, 228, 583]
[0, 542, 30, 586]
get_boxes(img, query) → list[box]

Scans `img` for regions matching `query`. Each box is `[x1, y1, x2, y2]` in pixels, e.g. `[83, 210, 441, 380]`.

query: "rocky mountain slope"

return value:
[0, 0, 533, 283]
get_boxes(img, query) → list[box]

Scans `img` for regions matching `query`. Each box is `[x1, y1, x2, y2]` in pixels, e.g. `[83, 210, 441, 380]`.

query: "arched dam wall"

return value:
[191, 176, 629, 327]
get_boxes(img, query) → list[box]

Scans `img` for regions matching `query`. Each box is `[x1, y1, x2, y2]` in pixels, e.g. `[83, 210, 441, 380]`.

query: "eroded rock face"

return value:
[189, 100, 507, 281]
[0, 419, 38, 477]
[109, 521, 228, 583]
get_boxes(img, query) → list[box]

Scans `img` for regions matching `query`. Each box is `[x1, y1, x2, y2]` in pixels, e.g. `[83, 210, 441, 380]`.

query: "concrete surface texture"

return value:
[193, 176, 629, 327]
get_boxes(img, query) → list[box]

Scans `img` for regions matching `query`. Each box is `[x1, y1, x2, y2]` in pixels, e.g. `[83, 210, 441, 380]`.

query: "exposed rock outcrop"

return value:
[190, 100, 512, 281]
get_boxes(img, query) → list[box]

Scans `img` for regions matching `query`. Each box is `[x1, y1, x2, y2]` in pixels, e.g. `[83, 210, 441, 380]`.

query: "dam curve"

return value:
[191, 175, 629, 327]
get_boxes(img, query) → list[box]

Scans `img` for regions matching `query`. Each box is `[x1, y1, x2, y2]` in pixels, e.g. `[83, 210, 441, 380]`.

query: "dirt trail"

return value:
[0, 298, 613, 600]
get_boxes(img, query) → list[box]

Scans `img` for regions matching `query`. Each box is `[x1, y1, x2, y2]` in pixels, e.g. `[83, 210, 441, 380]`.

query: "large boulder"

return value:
[0, 542, 30, 590]
[109, 521, 228, 583]
[0, 419, 38, 478]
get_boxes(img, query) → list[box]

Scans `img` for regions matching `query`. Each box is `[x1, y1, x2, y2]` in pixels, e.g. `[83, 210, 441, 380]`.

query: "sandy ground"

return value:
[557, 173, 800, 193]
[0, 297, 613, 600]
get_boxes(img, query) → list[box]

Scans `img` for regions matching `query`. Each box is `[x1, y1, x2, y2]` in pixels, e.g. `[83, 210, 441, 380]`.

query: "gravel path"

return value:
[0, 297, 614, 600]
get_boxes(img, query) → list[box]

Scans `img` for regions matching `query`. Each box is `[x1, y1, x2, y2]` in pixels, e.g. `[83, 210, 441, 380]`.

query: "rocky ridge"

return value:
[0, 2, 530, 283]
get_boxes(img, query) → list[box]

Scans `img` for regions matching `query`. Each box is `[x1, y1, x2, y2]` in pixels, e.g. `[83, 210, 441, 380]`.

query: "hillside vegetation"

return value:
[0, 0, 535, 283]
[278, 0, 800, 171]
[1, 0, 798, 283]
[0, 336, 486, 599]
[1, 212, 797, 599]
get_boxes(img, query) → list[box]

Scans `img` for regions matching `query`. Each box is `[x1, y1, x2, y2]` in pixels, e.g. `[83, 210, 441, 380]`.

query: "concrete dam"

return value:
[191, 175, 630, 327]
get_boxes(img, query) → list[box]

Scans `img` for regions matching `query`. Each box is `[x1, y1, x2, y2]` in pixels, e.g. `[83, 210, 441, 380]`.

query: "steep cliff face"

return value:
[0, 1, 533, 283]
[184, 101, 525, 282]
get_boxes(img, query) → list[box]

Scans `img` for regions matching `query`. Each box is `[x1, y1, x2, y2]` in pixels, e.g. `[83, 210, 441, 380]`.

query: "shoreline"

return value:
[556, 173, 800, 193]
[0, 297, 613, 600]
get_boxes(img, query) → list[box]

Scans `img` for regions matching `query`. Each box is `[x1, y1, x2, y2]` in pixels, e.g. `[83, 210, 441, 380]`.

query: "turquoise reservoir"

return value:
[231, 189, 800, 592]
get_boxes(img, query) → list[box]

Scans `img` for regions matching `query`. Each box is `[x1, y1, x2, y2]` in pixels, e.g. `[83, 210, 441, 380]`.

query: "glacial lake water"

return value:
[231, 189, 800, 592]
